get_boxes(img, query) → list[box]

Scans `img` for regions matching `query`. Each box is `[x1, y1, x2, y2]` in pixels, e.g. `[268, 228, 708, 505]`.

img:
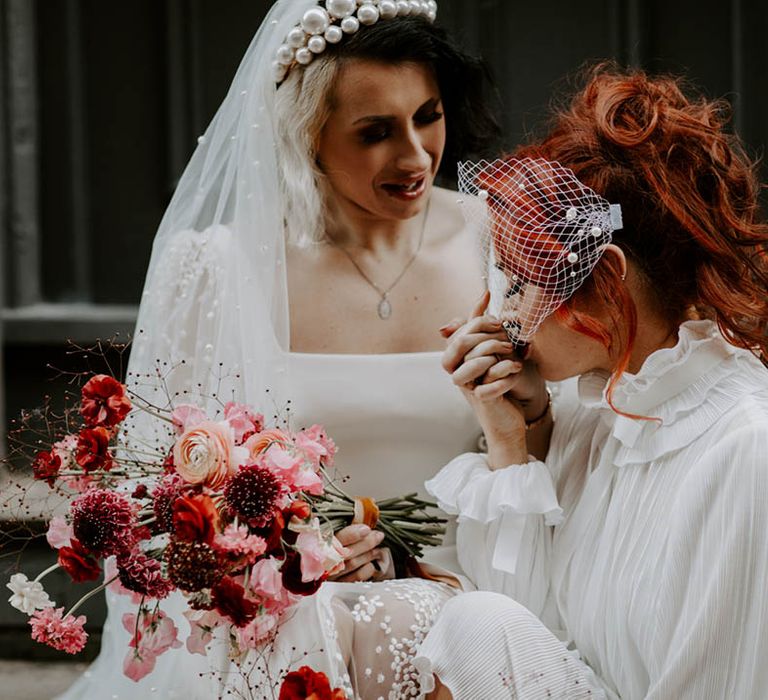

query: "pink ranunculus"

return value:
[122, 608, 182, 682]
[170, 404, 208, 436]
[223, 402, 264, 444]
[294, 519, 345, 583]
[46, 516, 73, 550]
[236, 611, 279, 650]
[29, 607, 88, 654]
[183, 609, 223, 656]
[172, 420, 247, 489]
[262, 445, 323, 495]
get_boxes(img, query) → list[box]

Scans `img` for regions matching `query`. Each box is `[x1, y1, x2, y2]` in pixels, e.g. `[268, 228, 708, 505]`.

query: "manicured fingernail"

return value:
[355, 524, 371, 536]
[374, 531, 385, 543]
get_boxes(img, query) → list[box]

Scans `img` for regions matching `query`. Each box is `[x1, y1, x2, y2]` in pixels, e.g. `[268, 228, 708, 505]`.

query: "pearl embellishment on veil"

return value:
[274, 0, 438, 83]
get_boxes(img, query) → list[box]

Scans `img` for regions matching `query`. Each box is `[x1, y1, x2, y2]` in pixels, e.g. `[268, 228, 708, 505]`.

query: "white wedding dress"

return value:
[56, 350, 480, 700]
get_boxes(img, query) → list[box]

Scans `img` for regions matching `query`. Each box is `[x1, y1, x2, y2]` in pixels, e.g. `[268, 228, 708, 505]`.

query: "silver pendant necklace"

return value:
[331, 200, 430, 320]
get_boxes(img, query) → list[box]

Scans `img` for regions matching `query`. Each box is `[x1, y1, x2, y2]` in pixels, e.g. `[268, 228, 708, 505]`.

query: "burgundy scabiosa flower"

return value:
[117, 550, 173, 600]
[223, 464, 285, 527]
[152, 474, 183, 534]
[165, 539, 222, 592]
[70, 489, 135, 558]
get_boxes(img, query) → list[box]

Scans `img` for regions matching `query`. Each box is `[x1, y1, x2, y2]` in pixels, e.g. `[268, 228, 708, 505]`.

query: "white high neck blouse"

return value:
[427, 320, 768, 699]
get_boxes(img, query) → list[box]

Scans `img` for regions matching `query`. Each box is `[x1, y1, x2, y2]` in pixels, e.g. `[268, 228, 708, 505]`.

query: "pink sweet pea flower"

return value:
[294, 520, 345, 583]
[248, 557, 299, 613]
[183, 609, 223, 656]
[235, 611, 279, 650]
[46, 516, 73, 550]
[122, 608, 182, 682]
[170, 404, 208, 436]
[223, 402, 264, 444]
[262, 445, 323, 495]
[298, 425, 337, 469]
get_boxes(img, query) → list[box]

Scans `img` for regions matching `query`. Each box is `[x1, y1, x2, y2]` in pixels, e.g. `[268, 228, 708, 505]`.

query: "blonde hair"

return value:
[274, 56, 340, 248]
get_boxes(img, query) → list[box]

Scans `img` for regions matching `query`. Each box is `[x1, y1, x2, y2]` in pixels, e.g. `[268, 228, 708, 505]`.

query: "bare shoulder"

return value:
[428, 186, 480, 254]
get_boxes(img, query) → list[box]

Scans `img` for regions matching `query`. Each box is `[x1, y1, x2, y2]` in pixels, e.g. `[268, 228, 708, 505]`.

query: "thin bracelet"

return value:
[525, 389, 552, 431]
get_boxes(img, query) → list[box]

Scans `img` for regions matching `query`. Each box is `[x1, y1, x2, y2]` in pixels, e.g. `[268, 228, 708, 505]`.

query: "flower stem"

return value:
[34, 563, 61, 583]
[66, 575, 118, 617]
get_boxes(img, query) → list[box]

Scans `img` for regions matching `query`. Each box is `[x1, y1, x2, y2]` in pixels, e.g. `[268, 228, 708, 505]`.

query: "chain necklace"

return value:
[330, 200, 431, 320]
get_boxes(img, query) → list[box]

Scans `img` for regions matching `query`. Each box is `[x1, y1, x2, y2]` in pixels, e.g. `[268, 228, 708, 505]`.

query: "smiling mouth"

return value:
[381, 176, 427, 199]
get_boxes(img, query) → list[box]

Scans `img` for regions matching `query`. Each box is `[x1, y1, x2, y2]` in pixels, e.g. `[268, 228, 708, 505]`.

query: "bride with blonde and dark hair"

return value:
[57, 2, 505, 698]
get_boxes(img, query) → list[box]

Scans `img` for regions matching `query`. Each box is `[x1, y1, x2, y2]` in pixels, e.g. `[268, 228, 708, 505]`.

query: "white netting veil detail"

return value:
[458, 157, 623, 347]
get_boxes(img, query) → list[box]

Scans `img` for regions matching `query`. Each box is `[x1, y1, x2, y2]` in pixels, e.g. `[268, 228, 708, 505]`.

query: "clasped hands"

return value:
[440, 291, 549, 468]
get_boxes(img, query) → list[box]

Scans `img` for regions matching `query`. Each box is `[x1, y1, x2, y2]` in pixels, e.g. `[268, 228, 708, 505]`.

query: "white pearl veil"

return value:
[126, 0, 318, 434]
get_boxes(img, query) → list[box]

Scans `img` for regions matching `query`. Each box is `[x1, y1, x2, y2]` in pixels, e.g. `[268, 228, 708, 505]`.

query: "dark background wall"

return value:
[0, 0, 767, 655]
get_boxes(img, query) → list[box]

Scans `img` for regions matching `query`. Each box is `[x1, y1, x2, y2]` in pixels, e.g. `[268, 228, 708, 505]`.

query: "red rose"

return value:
[75, 427, 113, 472]
[210, 576, 258, 627]
[279, 666, 346, 700]
[281, 551, 324, 596]
[32, 450, 61, 487]
[172, 494, 219, 544]
[58, 539, 102, 583]
[80, 374, 131, 428]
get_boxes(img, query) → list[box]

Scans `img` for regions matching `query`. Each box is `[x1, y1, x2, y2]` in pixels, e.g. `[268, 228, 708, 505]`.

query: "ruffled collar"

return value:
[576, 320, 767, 465]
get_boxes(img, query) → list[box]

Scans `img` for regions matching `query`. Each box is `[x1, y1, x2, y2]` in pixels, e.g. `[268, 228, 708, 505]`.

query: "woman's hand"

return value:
[329, 524, 387, 582]
[441, 292, 548, 467]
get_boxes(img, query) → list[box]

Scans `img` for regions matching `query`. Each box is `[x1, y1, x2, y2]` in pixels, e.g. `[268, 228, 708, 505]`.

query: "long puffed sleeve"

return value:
[425, 452, 562, 621]
[644, 420, 768, 698]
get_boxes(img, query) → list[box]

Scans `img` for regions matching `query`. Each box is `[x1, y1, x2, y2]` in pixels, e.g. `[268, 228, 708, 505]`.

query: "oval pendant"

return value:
[377, 297, 392, 320]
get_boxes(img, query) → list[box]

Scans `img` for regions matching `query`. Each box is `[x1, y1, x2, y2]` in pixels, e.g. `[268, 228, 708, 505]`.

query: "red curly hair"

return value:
[510, 64, 768, 404]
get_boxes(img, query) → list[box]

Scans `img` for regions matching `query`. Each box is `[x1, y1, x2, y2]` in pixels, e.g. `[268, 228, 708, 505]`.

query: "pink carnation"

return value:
[116, 550, 173, 600]
[214, 524, 266, 566]
[29, 607, 88, 654]
[105, 558, 143, 603]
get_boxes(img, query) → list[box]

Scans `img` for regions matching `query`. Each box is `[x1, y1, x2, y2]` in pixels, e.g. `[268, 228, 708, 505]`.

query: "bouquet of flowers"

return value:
[4, 370, 446, 689]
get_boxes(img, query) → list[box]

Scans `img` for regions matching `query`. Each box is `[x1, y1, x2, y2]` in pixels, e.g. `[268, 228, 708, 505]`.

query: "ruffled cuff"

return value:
[426, 453, 563, 576]
[425, 452, 562, 526]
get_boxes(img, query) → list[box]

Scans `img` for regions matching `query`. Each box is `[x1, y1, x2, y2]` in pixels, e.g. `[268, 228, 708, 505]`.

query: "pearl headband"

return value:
[274, 0, 439, 83]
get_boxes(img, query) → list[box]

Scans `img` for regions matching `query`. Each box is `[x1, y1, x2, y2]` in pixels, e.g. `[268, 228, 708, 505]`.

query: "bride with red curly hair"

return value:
[413, 65, 768, 699]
